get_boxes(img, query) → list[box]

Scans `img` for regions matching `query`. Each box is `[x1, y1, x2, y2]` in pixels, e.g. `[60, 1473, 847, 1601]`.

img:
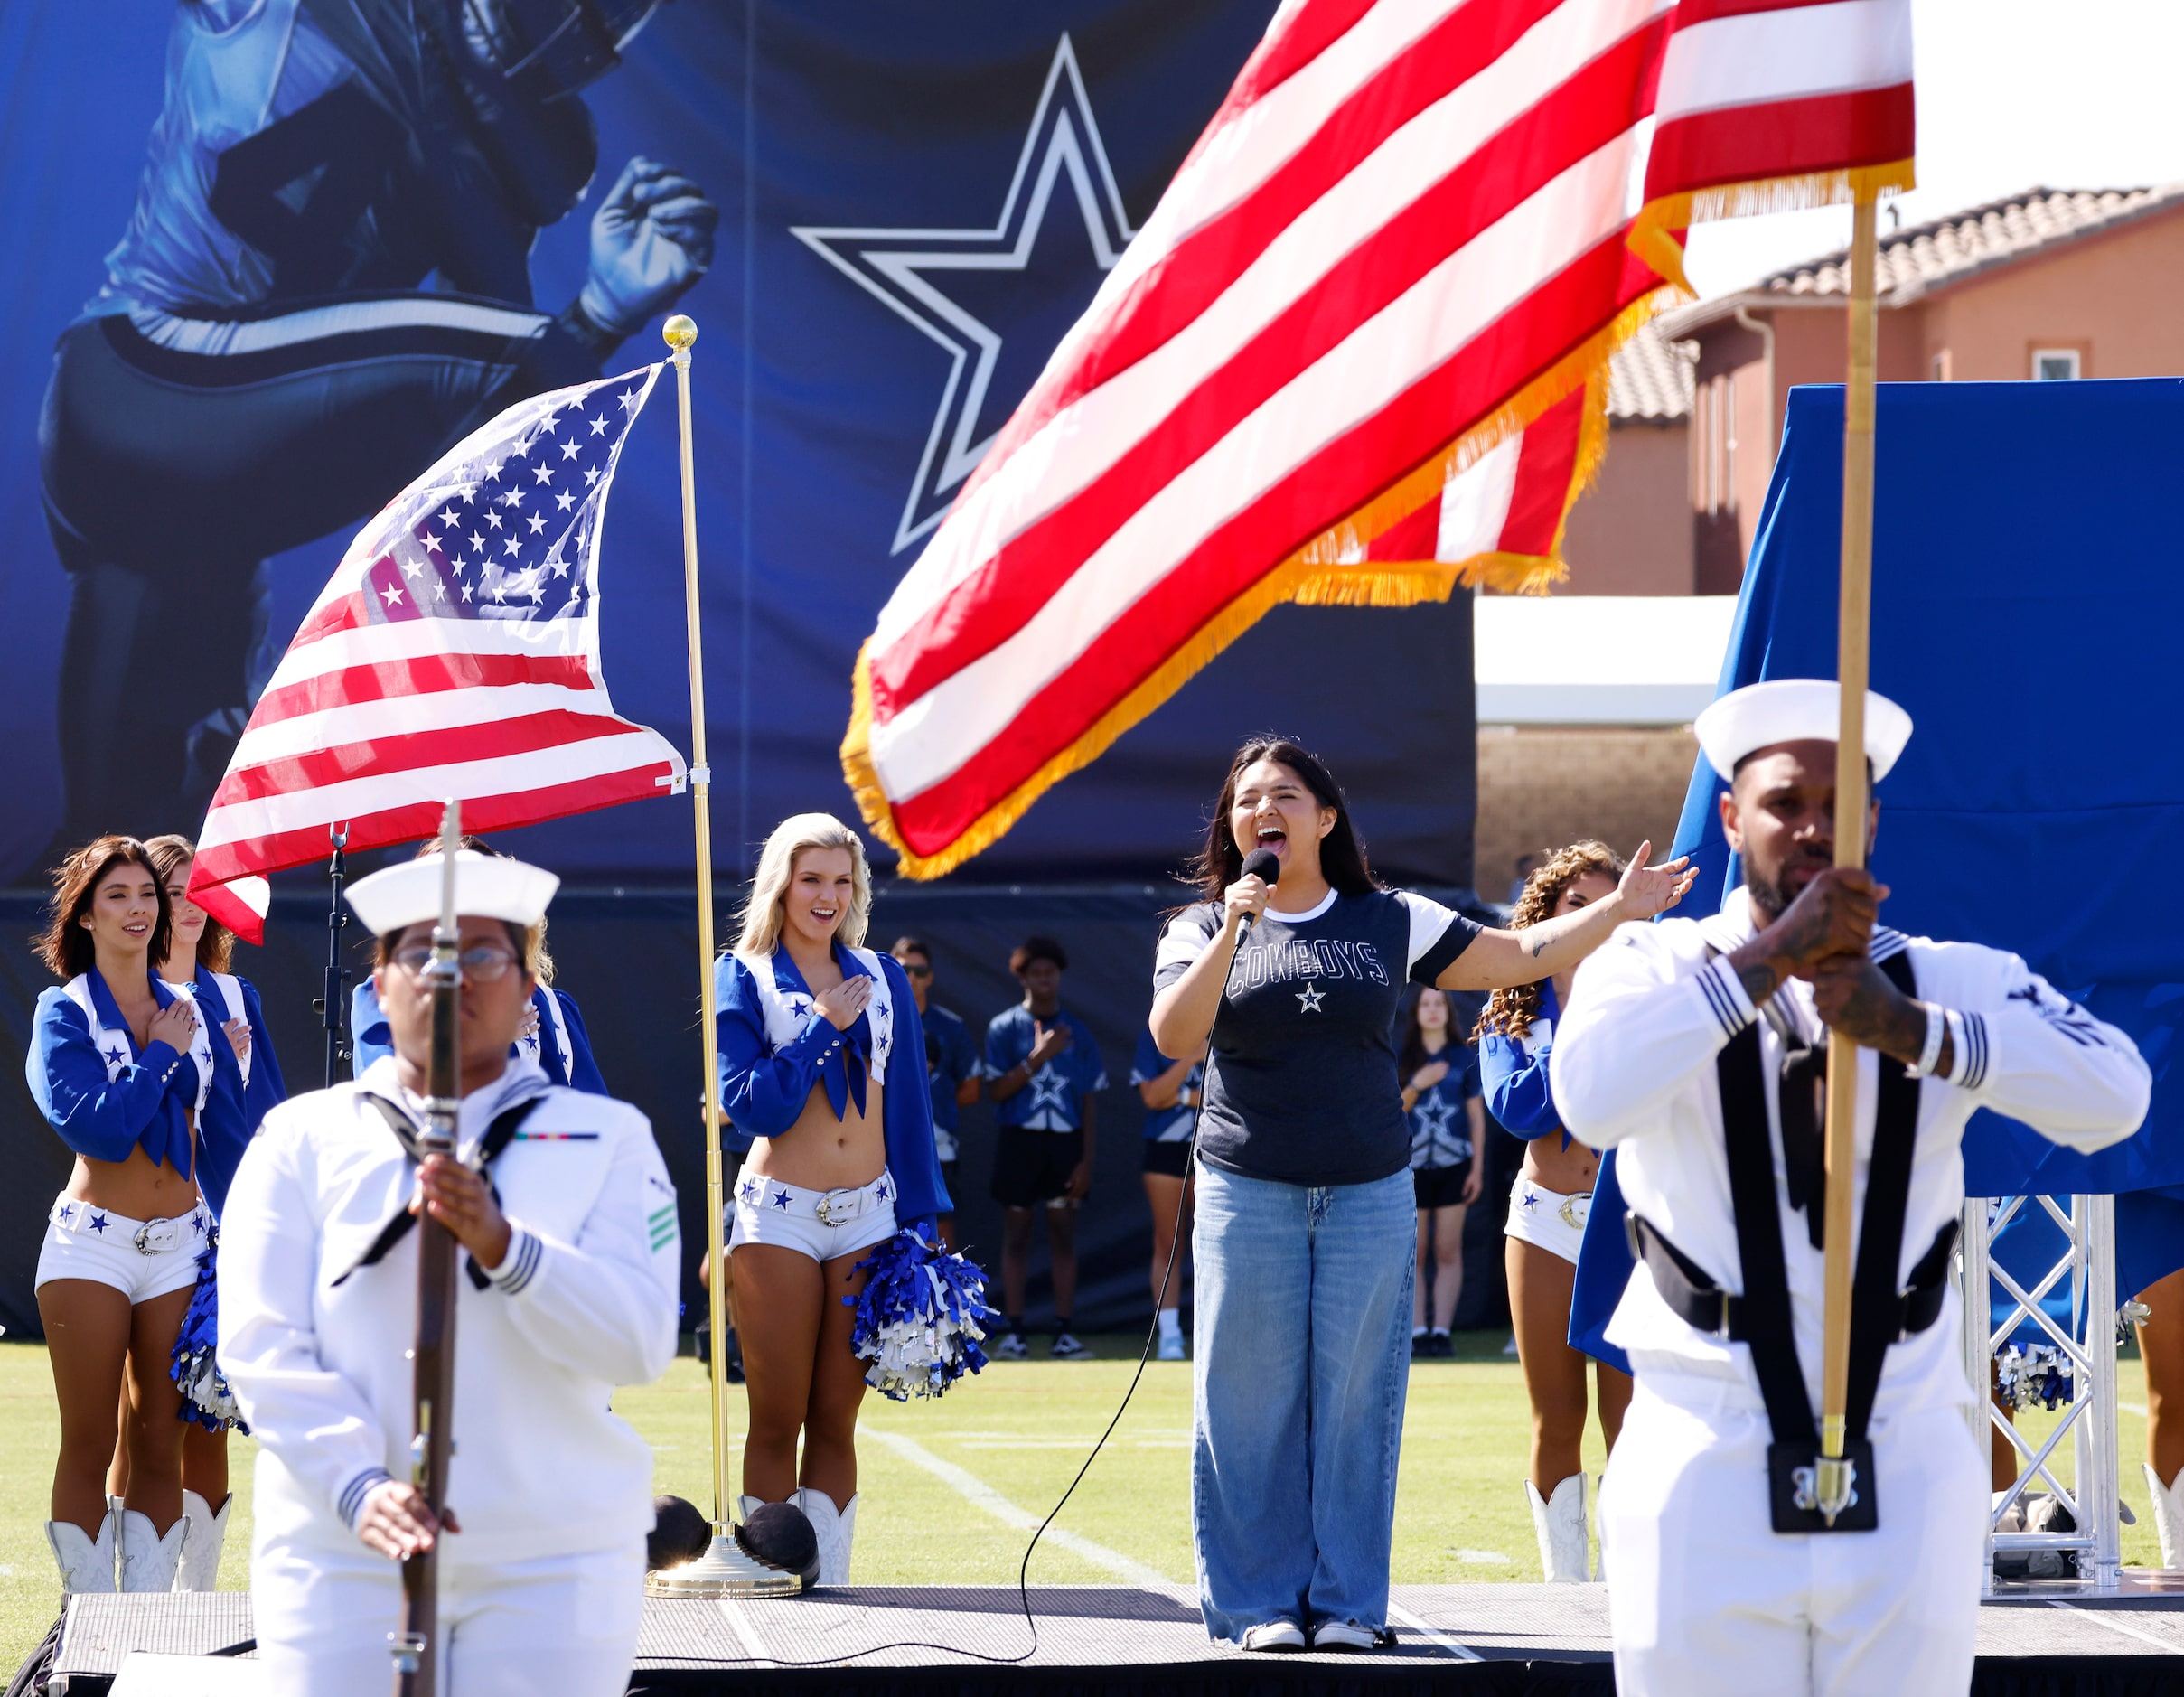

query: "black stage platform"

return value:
[38, 1583, 2184, 1694]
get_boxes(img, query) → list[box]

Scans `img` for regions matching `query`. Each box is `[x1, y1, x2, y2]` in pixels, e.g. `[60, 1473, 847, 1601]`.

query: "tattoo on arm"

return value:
[1737, 959, 1780, 1006]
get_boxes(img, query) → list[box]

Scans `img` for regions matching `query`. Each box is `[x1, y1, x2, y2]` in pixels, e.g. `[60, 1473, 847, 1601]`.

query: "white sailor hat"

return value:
[345, 849, 559, 939]
[1694, 679, 1914, 783]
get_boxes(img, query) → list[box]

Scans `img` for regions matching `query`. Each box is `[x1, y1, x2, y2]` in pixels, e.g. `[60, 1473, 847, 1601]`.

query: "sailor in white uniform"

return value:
[1552, 680, 2151, 1697]
[218, 850, 680, 1696]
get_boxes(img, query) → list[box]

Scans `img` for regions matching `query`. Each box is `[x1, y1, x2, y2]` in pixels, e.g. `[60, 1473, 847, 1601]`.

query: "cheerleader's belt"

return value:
[49, 1200, 208, 1255]
[1624, 1212, 1957, 1344]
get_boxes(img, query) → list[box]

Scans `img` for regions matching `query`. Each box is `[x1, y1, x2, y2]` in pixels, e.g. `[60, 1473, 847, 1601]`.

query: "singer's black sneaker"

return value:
[993, 1332, 1029, 1360]
[1050, 1332, 1090, 1359]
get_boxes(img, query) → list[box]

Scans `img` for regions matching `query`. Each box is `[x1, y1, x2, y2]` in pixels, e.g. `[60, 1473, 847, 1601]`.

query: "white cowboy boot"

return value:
[2144, 1463, 2184, 1570]
[738, 1495, 769, 1522]
[119, 1507, 191, 1592]
[47, 1508, 118, 1593]
[1592, 1474, 1608, 1581]
[173, 1491, 230, 1591]
[1525, 1475, 1589, 1583]
[794, 1487, 858, 1586]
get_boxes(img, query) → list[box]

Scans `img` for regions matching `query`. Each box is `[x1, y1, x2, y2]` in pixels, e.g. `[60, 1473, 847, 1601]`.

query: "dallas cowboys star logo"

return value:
[89, 1213, 110, 1233]
[1521, 1190, 1540, 1212]
[771, 1188, 792, 1211]
[1415, 1092, 1458, 1143]
[792, 35, 1138, 554]
[1296, 982, 1326, 1014]
[1026, 1069, 1073, 1115]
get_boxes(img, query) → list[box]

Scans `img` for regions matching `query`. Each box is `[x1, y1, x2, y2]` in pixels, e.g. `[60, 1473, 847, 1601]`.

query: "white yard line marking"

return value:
[861, 1426, 1182, 1593]
[863, 1427, 1482, 1662]
[716, 1598, 772, 1661]
[1386, 1599, 1485, 1662]
[2123, 1401, 2150, 1417]
[2045, 1599, 2184, 1653]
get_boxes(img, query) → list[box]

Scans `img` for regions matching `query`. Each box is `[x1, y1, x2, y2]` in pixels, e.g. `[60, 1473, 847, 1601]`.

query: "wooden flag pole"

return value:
[1815, 190, 1880, 1522]
[646, 314, 800, 1598]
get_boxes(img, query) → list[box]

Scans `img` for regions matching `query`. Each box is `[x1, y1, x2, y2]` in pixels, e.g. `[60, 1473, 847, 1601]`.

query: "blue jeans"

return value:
[1190, 1163, 1416, 1641]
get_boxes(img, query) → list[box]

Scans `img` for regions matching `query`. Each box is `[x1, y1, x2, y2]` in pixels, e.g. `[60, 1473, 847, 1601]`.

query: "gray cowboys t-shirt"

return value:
[1152, 887, 1481, 1186]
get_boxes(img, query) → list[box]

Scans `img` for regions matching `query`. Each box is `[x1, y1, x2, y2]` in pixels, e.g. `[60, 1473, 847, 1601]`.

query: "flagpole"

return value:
[646, 314, 800, 1599]
[1815, 188, 1880, 1522]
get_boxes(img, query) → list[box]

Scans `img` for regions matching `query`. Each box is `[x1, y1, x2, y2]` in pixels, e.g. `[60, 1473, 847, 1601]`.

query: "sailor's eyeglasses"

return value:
[390, 942, 520, 982]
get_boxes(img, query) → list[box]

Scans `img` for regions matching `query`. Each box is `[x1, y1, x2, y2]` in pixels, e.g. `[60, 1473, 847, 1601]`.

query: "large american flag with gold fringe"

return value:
[845, 0, 1682, 879]
[845, 0, 1915, 881]
[187, 368, 686, 942]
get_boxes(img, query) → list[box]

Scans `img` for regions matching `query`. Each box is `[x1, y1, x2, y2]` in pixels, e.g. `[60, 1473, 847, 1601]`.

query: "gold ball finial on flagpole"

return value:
[663, 314, 697, 352]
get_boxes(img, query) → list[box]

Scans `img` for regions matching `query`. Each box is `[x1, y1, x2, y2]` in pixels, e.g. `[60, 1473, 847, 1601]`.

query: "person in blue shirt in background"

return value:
[1477, 841, 1633, 1583]
[985, 936, 1106, 1360]
[1131, 1030, 1205, 1362]
[350, 837, 605, 1094]
[1399, 986, 1484, 1359]
[891, 936, 980, 1252]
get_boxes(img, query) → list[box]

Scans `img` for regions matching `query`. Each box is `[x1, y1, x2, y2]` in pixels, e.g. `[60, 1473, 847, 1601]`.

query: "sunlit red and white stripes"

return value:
[847, 0, 1684, 877]
[1632, 0, 1915, 284]
[187, 370, 685, 942]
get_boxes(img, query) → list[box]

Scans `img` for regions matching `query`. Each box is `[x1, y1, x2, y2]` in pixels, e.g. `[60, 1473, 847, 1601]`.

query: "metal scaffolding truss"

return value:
[1958, 1193, 2122, 1595]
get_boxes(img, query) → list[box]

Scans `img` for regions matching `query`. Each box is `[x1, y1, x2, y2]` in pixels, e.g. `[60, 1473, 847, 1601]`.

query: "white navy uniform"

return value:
[1553, 885, 2150, 1697]
[219, 1056, 680, 1697]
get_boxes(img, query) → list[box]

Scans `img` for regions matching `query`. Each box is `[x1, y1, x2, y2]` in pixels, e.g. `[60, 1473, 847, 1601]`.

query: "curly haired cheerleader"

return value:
[1479, 841, 1634, 1582]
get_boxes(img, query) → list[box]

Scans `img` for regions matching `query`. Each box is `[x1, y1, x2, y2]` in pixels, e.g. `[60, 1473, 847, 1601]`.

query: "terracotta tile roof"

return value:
[1758, 184, 2184, 301]
[1608, 318, 1693, 422]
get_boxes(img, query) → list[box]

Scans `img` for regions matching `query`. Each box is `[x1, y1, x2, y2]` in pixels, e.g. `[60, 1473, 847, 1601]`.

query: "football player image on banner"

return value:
[38, 0, 716, 847]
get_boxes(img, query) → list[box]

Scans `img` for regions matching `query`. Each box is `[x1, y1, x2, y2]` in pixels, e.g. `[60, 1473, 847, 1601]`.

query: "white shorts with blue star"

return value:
[36, 1192, 210, 1302]
[1504, 1176, 1589, 1267]
[728, 1168, 897, 1263]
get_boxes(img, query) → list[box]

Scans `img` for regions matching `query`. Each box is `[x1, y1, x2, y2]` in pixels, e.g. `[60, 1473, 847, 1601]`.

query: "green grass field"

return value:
[0, 1334, 2164, 1668]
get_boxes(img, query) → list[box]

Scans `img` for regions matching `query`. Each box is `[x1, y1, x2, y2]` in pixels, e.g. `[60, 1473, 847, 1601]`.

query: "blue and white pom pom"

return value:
[846, 1227, 996, 1402]
[169, 1239, 248, 1434]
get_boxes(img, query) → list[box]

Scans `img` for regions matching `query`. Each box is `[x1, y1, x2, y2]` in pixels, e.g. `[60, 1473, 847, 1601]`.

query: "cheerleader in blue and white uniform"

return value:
[28, 838, 211, 1594]
[132, 834, 287, 1591]
[716, 813, 950, 1584]
[351, 837, 606, 1094]
[1476, 841, 1634, 1583]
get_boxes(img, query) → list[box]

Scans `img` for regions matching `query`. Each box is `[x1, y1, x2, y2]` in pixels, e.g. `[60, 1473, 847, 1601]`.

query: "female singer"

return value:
[28, 838, 208, 1592]
[1149, 740, 1691, 1652]
[351, 836, 606, 1093]
[715, 814, 950, 1583]
[1398, 987, 1483, 1358]
[1477, 841, 1635, 1582]
[121, 834, 287, 1589]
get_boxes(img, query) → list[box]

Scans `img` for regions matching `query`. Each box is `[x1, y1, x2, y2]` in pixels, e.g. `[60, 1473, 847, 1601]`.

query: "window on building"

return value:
[2033, 348, 2081, 381]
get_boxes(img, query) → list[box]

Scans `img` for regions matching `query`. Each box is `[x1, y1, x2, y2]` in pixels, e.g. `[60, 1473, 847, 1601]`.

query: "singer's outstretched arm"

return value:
[1435, 841, 1695, 992]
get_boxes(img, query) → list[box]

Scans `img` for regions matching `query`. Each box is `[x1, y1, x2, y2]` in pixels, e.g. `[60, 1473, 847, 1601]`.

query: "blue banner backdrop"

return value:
[0, 2, 1479, 889]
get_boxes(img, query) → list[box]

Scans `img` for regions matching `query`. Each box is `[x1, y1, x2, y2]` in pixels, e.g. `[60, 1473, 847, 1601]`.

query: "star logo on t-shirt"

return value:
[1416, 1092, 1457, 1141]
[1296, 981, 1326, 1014]
[1026, 1069, 1073, 1115]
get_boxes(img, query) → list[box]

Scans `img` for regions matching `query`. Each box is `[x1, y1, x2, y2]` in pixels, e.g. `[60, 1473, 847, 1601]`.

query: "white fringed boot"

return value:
[173, 1491, 230, 1592]
[47, 1508, 118, 1593]
[2144, 1463, 2184, 1570]
[119, 1507, 190, 1592]
[738, 1495, 769, 1523]
[1592, 1474, 1608, 1581]
[794, 1487, 858, 1586]
[1525, 1475, 1589, 1583]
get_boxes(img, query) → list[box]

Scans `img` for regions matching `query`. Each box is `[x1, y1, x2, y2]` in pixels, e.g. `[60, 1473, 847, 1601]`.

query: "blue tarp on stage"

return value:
[1574, 377, 2184, 1364]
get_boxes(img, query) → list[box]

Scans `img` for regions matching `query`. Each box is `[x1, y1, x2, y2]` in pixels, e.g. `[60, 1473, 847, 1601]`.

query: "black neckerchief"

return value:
[331, 1091, 545, 1290]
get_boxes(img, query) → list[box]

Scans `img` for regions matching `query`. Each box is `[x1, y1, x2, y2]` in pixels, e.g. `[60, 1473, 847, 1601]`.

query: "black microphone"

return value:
[1235, 847, 1281, 946]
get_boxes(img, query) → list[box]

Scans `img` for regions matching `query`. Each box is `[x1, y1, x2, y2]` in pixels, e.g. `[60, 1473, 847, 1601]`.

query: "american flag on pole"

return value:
[187, 368, 686, 942]
[842, 0, 1684, 879]
[1629, 0, 1915, 287]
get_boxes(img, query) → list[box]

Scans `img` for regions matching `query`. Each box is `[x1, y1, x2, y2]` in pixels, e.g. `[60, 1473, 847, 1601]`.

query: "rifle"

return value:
[391, 802, 464, 1693]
